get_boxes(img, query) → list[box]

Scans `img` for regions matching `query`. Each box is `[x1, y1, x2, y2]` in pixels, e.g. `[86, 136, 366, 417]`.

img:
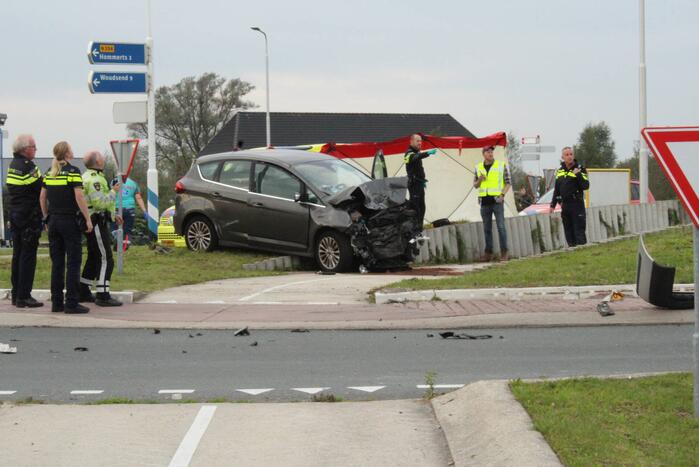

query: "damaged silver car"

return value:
[174, 149, 423, 272]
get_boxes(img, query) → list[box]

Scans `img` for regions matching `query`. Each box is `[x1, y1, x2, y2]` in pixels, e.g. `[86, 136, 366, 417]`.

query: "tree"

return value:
[573, 121, 617, 168]
[616, 142, 677, 201]
[127, 72, 255, 208]
[505, 131, 526, 189]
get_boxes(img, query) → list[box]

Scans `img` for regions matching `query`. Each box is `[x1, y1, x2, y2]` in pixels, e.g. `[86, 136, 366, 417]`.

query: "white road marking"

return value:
[236, 388, 274, 396]
[204, 300, 225, 304]
[416, 384, 464, 389]
[238, 277, 335, 302]
[0, 391, 17, 395]
[70, 390, 104, 395]
[291, 387, 330, 395]
[159, 389, 195, 394]
[157, 300, 178, 304]
[168, 405, 217, 467]
[347, 386, 386, 393]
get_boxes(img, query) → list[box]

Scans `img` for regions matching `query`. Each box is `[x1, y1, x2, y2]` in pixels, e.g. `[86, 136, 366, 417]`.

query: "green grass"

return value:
[0, 245, 283, 292]
[388, 226, 693, 290]
[510, 373, 699, 466]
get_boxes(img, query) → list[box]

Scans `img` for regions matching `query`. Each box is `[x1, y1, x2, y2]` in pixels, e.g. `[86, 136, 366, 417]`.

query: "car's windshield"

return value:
[537, 188, 554, 204]
[295, 158, 371, 196]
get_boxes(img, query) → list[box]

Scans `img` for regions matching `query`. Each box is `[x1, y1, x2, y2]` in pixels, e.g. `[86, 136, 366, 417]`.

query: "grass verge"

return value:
[510, 373, 699, 466]
[388, 226, 692, 291]
[0, 245, 284, 292]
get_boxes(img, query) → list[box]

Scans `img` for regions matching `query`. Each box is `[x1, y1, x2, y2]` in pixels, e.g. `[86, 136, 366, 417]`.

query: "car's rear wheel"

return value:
[184, 216, 218, 252]
[315, 230, 354, 273]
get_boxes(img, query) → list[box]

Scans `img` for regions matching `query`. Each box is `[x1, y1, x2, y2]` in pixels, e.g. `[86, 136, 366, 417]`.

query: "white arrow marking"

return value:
[70, 390, 104, 395]
[92, 78, 100, 87]
[92, 48, 99, 57]
[236, 388, 274, 396]
[0, 391, 17, 395]
[416, 384, 464, 389]
[347, 386, 386, 393]
[291, 387, 330, 395]
[159, 389, 195, 394]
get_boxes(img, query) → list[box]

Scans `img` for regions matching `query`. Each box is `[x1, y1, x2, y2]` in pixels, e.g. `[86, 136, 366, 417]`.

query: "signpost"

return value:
[110, 139, 140, 274]
[88, 42, 147, 65]
[88, 71, 148, 94]
[641, 125, 699, 417]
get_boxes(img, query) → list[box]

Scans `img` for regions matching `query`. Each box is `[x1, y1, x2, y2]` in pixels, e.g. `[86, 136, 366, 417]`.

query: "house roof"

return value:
[199, 112, 475, 156]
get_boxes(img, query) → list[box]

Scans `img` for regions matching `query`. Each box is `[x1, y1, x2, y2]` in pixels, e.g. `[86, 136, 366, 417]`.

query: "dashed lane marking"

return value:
[70, 390, 104, 395]
[159, 389, 196, 394]
[291, 387, 331, 395]
[0, 391, 17, 395]
[168, 405, 217, 467]
[236, 388, 274, 396]
[347, 386, 386, 393]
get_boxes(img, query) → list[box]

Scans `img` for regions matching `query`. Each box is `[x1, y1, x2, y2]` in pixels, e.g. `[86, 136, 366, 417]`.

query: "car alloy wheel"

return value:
[187, 220, 212, 251]
[318, 235, 341, 270]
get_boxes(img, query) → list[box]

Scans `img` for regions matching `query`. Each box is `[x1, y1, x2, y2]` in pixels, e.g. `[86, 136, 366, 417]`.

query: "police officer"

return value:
[39, 141, 92, 314]
[404, 134, 436, 227]
[549, 146, 590, 246]
[5, 134, 43, 308]
[474, 145, 511, 262]
[79, 150, 122, 307]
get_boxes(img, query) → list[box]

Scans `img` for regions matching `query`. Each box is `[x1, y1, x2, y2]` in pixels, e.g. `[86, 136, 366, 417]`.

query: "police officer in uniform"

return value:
[403, 134, 436, 227]
[5, 134, 43, 308]
[39, 141, 92, 314]
[549, 146, 590, 246]
[79, 150, 122, 307]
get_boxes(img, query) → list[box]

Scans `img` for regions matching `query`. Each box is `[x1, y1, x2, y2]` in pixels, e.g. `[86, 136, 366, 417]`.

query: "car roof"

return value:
[196, 148, 335, 169]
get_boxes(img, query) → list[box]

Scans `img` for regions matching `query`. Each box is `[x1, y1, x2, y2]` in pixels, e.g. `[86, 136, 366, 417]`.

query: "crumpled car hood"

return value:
[326, 177, 409, 210]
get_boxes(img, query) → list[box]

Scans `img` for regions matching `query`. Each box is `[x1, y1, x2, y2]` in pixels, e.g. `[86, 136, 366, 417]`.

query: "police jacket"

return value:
[82, 169, 117, 219]
[404, 147, 430, 183]
[550, 160, 589, 209]
[5, 152, 42, 222]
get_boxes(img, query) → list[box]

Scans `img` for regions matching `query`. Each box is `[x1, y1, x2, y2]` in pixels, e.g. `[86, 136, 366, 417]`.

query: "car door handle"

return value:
[211, 191, 222, 198]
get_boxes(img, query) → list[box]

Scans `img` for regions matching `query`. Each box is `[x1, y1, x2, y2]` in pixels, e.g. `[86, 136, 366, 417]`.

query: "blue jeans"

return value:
[480, 202, 508, 254]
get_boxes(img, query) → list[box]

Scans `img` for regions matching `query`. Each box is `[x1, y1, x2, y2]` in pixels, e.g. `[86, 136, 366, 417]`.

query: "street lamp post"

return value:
[639, 0, 649, 203]
[251, 27, 271, 148]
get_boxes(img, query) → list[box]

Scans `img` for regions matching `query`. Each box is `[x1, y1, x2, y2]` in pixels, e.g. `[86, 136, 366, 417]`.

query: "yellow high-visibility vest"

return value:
[476, 160, 505, 197]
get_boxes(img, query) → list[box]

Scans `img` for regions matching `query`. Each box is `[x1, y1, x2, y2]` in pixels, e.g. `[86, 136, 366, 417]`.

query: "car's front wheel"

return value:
[184, 216, 218, 252]
[314, 230, 354, 273]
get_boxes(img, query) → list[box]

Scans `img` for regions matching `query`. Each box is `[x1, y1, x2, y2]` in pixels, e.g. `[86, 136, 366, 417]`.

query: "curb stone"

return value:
[0, 289, 139, 304]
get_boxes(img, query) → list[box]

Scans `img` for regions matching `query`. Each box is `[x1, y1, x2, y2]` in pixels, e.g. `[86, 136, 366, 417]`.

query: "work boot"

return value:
[16, 296, 44, 308]
[64, 304, 89, 314]
[11, 294, 16, 306]
[95, 295, 122, 307]
[479, 252, 492, 262]
[500, 251, 509, 262]
[79, 284, 95, 303]
[51, 304, 64, 313]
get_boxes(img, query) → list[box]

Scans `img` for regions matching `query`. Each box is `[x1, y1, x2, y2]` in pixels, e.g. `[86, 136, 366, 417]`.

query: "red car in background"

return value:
[520, 180, 655, 216]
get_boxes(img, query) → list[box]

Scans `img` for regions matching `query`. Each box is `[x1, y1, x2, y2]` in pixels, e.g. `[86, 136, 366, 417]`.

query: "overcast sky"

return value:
[1, 0, 698, 172]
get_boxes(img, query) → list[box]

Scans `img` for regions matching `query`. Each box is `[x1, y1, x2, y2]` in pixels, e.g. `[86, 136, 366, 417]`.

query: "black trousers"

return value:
[81, 215, 114, 297]
[408, 181, 426, 227]
[48, 214, 83, 308]
[561, 199, 587, 247]
[10, 213, 41, 301]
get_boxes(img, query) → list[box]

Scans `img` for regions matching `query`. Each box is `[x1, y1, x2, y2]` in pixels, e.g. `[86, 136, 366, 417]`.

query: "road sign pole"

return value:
[146, 1, 158, 239]
[638, 0, 649, 204]
[116, 145, 124, 274]
[694, 226, 699, 417]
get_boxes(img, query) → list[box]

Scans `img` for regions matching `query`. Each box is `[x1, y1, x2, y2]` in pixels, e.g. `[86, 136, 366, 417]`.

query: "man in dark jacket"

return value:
[404, 134, 436, 226]
[5, 134, 43, 307]
[549, 146, 590, 246]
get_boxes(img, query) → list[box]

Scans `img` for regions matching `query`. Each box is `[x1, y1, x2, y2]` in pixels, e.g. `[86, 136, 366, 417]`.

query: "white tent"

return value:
[315, 132, 517, 223]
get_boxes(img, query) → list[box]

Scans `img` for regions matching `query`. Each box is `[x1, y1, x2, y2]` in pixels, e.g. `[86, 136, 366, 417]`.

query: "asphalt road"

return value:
[0, 325, 692, 403]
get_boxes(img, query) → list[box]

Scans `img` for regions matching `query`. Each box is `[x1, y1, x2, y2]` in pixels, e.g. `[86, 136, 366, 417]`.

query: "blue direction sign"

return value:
[88, 42, 147, 65]
[88, 71, 148, 94]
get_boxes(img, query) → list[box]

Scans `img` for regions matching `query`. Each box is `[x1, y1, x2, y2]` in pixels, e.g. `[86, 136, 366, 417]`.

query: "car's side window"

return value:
[253, 163, 301, 200]
[306, 189, 321, 204]
[198, 161, 220, 181]
[219, 160, 252, 190]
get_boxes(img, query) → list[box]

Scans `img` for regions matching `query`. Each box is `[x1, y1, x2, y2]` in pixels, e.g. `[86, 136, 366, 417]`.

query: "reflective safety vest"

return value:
[476, 160, 505, 197]
[82, 169, 116, 217]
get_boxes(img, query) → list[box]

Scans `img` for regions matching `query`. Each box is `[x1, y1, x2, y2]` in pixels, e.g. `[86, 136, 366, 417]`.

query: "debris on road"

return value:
[234, 326, 250, 336]
[438, 331, 492, 340]
[250, 341, 258, 347]
[153, 329, 161, 334]
[291, 328, 310, 333]
[73, 347, 88, 352]
[426, 333, 434, 338]
[597, 301, 615, 317]
[0, 342, 18, 354]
